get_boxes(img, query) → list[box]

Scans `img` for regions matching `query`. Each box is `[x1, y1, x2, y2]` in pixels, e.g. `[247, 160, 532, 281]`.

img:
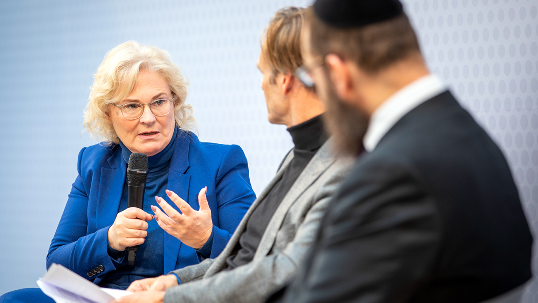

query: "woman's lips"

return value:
[138, 131, 159, 139]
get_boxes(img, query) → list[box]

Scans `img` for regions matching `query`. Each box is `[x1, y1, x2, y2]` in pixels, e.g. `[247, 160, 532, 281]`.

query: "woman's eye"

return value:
[153, 99, 165, 106]
[125, 103, 141, 109]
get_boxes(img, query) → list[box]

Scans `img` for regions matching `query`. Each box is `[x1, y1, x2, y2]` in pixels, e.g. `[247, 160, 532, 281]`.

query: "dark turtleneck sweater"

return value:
[225, 114, 327, 270]
[99, 127, 178, 289]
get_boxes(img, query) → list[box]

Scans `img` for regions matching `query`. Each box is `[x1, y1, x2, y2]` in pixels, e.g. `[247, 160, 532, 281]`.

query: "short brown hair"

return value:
[305, 7, 421, 74]
[261, 7, 305, 79]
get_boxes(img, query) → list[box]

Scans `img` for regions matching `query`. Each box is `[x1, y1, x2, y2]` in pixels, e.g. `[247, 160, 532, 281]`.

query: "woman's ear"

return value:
[325, 54, 354, 103]
[105, 107, 111, 120]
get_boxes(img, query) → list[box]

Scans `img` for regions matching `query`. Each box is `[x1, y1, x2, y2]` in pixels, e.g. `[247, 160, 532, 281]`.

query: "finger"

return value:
[156, 196, 188, 220]
[152, 205, 179, 233]
[125, 237, 145, 247]
[149, 278, 168, 291]
[124, 228, 147, 239]
[124, 207, 152, 221]
[126, 281, 140, 292]
[124, 217, 149, 231]
[198, 187, 210, 212]
[151, 204, 172, 224]
[166, 190, 195, 216]
[127, 277, 156, 292]
[113, 293, 135, 303]
[126, 281, 144, 292]
[149, 275, 177, 291]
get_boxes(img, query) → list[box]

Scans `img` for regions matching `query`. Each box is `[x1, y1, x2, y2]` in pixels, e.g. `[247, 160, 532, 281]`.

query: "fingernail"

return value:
[151, 205, 156, 212]
[156, 197, 161, 204]
[166, 189, 172, 195]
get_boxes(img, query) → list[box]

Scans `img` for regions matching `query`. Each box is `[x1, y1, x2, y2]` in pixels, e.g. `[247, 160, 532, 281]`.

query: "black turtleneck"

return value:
[225, 114, 327, 270]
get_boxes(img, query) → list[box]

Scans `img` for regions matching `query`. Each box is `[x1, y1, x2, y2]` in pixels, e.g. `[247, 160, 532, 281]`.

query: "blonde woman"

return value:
[1, 41, 255, 302]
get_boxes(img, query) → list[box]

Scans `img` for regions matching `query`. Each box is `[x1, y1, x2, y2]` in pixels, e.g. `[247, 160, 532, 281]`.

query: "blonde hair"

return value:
[84, 41, 196, 144]
[261, 7, 305, 81]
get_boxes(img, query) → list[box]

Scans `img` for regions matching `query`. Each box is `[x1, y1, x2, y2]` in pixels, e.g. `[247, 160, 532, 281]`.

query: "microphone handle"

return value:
[128, 183, 145, 209]
[127, 182, 146, 265]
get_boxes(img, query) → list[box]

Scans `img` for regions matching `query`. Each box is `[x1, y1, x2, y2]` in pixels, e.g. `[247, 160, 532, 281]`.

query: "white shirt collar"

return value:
[363, 74, 446, 152]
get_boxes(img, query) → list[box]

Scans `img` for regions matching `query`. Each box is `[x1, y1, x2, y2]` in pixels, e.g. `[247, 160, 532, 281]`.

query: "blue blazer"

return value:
[46, 130, 256, 284]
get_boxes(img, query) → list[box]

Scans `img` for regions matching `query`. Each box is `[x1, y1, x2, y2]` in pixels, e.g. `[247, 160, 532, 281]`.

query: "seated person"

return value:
[0, 41, 255, 303]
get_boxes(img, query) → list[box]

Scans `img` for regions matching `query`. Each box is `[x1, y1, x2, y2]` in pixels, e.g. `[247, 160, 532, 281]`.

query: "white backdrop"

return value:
[0, 0, 537, 301]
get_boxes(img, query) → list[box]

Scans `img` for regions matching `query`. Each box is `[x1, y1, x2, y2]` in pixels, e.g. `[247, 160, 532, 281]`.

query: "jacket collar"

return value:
[96, 130, 192, 253]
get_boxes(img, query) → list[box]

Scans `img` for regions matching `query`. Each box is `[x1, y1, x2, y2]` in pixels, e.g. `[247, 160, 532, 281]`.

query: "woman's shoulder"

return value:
[77, 142, 120, 170]
[80, 142, 119, 157]
[181, 130, 245, 157]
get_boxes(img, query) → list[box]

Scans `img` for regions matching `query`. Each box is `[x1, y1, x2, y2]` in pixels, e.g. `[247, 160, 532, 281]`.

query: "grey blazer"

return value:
[164, 140, 351, 303]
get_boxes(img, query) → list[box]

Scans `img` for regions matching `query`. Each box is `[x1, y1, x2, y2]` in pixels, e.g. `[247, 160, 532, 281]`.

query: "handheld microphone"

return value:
[126, 153, 148, 266]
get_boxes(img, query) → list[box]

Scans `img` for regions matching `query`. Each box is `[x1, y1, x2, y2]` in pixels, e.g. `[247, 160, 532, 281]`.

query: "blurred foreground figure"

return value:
[277, 0, 533, 302]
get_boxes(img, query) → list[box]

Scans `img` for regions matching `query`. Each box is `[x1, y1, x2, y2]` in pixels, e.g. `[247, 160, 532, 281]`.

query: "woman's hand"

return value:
[108, 208, 154, 251]
[127, 275, 178, 292]
[152, 188, 213, 250]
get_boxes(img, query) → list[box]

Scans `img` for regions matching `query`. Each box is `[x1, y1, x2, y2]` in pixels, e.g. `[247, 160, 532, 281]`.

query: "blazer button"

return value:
[98, 265, 104, 272]
[87, 271, 94, 277]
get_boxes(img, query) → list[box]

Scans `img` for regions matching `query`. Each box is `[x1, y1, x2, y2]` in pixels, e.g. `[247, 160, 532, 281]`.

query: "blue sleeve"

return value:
[170, 272, 182, 285]
[196, 228, 214, 260]
[207, 144, 256, 259]
[46, 148, 124, 282]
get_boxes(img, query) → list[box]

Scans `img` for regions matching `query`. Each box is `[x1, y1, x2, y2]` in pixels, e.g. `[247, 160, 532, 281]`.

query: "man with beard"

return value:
[112, 7, 350, 303]
[276, 0, 533, 302]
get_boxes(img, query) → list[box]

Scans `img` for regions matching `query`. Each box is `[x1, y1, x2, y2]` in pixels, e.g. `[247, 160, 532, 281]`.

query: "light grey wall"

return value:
[0, 0, 536, 301]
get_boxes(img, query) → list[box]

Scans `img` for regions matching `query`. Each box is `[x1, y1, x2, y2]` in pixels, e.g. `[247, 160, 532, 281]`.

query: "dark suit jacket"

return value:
[280, 91, 533, 303]
[46, 130, 255, 285]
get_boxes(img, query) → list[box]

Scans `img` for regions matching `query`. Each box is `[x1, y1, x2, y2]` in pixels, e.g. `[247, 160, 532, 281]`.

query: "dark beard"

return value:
[321, 73, 369, 156]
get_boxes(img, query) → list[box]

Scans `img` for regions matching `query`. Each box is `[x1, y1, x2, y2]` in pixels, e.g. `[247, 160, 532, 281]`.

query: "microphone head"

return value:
[128, 153, 148, 171]
[127, 153, 148, 184]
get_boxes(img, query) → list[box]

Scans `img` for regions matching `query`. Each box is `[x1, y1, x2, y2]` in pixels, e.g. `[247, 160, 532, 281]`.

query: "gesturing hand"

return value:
[152, 188, 213, 250]
[108, 208, 154, 251]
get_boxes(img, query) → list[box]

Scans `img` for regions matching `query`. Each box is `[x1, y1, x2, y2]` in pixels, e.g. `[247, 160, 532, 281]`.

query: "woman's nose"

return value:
[139, 105, 156, 124]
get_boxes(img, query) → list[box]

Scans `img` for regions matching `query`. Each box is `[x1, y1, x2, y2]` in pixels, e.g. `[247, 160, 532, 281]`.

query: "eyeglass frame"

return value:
[295, 55, 325, 88]
[111, 96, 176, 121]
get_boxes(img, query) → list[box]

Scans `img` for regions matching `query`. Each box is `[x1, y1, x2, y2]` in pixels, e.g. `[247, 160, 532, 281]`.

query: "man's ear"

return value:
[281, 73, 294, 95]
[325, 54, 354, 103]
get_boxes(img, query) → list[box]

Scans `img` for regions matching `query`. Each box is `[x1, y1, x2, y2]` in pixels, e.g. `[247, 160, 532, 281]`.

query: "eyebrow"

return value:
[122, 92, 168, 103]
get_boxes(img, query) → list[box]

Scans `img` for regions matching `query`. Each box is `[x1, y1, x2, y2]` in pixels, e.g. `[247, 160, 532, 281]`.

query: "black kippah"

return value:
[313, 0, 404, 28]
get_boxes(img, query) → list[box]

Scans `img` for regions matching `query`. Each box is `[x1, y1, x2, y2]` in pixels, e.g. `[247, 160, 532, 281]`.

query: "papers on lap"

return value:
[37, 263, 132, 303]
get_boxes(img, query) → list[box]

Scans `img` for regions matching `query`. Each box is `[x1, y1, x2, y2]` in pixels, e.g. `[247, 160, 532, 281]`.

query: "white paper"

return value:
[101, 288, 132, 299]
[37, 280, 97, 303]
[37, 263, 132, 303]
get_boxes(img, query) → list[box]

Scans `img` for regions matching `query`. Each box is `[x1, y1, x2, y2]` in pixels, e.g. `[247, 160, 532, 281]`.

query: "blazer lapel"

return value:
[163, 131, 192, 273]
[97, 148, 126, 229]
[253, 140, 335, 260]
[205, 151, 295, 277]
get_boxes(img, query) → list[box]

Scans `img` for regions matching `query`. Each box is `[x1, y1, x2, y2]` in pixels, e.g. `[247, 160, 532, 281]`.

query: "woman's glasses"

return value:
[112, 98, 174, 120]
